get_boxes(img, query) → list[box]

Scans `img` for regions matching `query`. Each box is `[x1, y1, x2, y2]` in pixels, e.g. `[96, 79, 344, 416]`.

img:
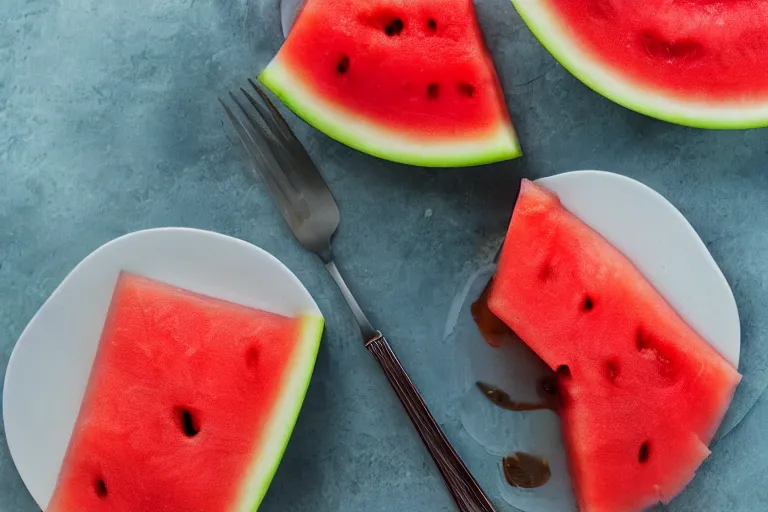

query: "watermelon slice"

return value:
[488, 180, 741, 511]
[46, 273, 324, 512]
[259, 0, 521, 167]
[510, 0, 768, 128]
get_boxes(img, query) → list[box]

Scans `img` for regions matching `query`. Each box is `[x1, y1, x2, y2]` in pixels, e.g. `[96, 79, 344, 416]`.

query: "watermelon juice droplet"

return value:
[476, 381, 558, 412]
[503, 452, 552, 489]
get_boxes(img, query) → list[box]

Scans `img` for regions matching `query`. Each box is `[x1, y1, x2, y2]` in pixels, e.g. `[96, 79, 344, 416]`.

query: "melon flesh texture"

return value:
[511, 0, 768, 128]
[488, 180, 741, 512]
[259, 0, 521, 167]
[46, 273, 323, 512]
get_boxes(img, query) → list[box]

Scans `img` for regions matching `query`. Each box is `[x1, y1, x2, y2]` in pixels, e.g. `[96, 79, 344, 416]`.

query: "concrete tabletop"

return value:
[2, 0, 767, 511]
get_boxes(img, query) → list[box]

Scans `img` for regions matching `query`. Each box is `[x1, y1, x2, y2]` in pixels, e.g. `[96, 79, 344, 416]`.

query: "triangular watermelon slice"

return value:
[488, 180, 741, 511]
[259, 0, 521, 167]
[46, 273, 324, 512]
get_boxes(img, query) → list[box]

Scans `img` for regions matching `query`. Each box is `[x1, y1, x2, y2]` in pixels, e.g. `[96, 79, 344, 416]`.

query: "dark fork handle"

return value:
[366, 333, 497, 512]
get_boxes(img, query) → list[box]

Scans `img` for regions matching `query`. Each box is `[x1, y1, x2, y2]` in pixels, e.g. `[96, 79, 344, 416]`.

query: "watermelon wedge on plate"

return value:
[511, 0, 768, 128]
[259, 0, 521, 167]
[45, 273, 324, 512]
[488, 180, 741, 511]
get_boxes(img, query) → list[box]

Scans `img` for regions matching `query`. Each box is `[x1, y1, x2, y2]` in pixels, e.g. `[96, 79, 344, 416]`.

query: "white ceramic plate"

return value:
[444, 170, 740, 512]
[3, 228, 322, 509]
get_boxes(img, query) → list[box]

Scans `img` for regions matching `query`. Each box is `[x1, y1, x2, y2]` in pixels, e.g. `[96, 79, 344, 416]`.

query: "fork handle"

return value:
[365, 333, 497, 512]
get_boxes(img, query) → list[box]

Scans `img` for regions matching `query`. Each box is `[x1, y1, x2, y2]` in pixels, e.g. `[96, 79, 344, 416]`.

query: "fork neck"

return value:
[317, 245, 333, 264]
[323, 259, 377, 341]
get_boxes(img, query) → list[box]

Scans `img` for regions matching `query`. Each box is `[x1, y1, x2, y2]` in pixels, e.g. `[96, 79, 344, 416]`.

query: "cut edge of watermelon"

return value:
[258, 59, 523, 168]
[510, 0, 768, 129]
[234, 313, 324, 512]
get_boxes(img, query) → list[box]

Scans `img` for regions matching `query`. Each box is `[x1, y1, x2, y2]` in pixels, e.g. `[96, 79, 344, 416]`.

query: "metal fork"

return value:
[220, 80, 496, 512]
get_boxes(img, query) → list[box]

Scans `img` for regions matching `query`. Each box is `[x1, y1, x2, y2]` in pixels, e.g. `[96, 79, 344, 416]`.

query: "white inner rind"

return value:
[235, 314, 324, 512]
[259, 59, 522, 167]
[512, 0, 768, 129]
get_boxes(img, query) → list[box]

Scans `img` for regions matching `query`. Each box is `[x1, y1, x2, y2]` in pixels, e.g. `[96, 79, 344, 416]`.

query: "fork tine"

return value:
[249, 80, 338, 198]
[219, 96, 298, 222]
[248, 79, 311, 157]
[220, 97, 264, 170]
[227, 92, 304, 207]
[240, 86, 285, 147]
[220, 96, 286, 194]
[239, 87, 310, 199]
[226, 93, 276, 166]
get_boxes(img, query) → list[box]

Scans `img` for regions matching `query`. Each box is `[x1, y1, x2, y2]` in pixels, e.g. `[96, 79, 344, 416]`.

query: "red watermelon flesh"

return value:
[46, 273, 323, 512]
[488, 180, 741, 511]
[541, 0, 768, 101]
[258, 0, 521, 167]
[282, 0, 507, 136]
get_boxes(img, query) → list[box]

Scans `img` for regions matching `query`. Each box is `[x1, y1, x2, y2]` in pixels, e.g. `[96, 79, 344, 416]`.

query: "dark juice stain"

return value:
[471, 277, 511, 348]
[476, 382, 558, 412]
[471, 273, 557, 490]
[503, 452, 551, 488]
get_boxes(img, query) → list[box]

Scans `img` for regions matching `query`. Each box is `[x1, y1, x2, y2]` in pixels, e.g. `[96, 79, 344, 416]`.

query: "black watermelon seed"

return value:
[638, 441, 651, 463]
[337, 55, 350, 74]
[457, 82, 475, 98]
[94, 478, 107, 499]
[557, 365, 571, 378]
[177, 408, 200, 437]
[427, 83, 439, 98]
[385, 18, 404, 36]
[427, 18, 437, 32]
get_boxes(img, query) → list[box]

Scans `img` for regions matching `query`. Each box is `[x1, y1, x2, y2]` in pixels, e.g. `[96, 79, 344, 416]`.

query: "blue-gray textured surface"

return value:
[1, 0, 767, 510]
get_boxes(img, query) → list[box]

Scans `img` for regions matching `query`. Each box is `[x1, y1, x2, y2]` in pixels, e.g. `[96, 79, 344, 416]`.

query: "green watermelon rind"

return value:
[258, 60, 523, 168]
[511, 0, 768, 129]
[236, 314, 324, 512]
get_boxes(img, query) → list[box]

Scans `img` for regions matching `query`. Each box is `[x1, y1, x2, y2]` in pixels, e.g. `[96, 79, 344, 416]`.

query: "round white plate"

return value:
[444, 170, 740, 512]
[3, 227, 322, 509]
